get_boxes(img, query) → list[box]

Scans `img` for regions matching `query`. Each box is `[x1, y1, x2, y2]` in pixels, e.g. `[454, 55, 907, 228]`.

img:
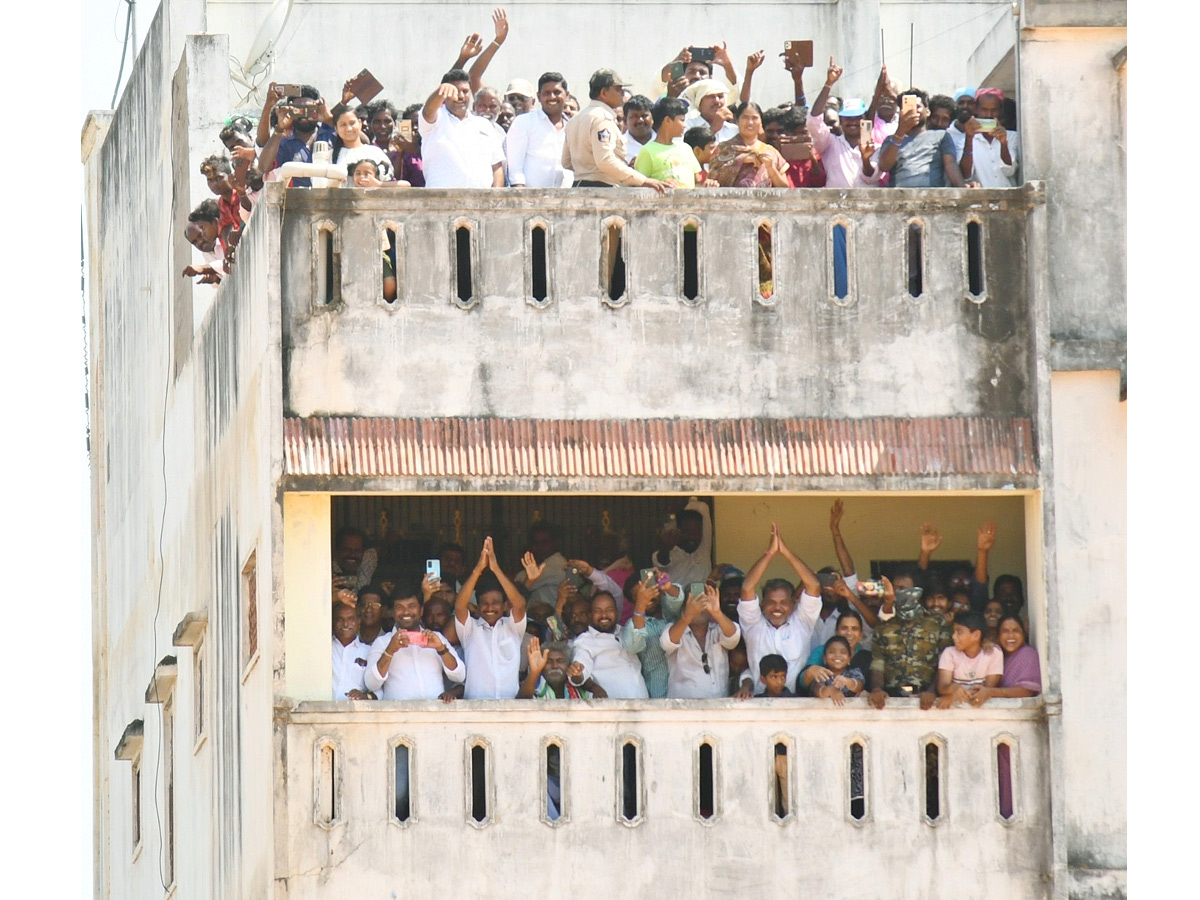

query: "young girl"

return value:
[808, 636, 864, 706]
[346, 159, 401, 301]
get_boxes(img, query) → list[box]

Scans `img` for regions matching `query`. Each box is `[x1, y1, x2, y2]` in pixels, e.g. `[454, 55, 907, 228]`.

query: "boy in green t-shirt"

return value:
[635, 98, 702, 188]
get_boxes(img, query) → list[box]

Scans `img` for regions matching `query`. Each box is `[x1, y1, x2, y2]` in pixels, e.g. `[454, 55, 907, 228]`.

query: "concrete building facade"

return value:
[83, 1, 1125, 898]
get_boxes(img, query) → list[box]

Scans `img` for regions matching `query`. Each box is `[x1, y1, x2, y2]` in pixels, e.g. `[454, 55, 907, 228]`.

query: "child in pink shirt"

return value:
[935, 611, 1003, 708]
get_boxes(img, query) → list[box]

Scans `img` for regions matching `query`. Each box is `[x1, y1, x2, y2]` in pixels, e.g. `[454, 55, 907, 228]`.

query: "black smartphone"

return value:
[689, 46, 715, 64]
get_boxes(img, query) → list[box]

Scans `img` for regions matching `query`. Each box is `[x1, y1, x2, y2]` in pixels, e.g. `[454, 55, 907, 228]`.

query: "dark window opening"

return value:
[772, 742, 789, 820]
[698, 742, 715, 820]
[456, 226, 474, 304]
[319, 743, 337, 823]
[924, 742, 941, 820]
[682, 225, 700, 300]
[131, 763, 141, 848]
[907, 222, 924, 297]
[470, 744, 488, 823]
[394, 744, 411, 822]
[833, 223, 849, 299]
[383, 227, 398, 303]
[997, 743, 1014, 821]
[605, 222, 626, 302]
[320, 229, 335, 305]
[531, 225, 548, 303]
[967, 220, 984, 296]
[758, 224, 774, 299]
[849, 742, 866, 820]
[621, 741, 639, 822]
[545, 743, 562, 821]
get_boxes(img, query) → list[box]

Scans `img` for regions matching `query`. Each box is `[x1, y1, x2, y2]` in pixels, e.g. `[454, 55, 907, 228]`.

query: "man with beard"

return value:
[331, 526, 377, 591]
[567, 591, 648, 698]
[257, 83, 336, 187]
[653, 498, 714, 588]
[519, 637, 600, 699]
[365, 582, 464, 701]
[867, 579, 953, 709]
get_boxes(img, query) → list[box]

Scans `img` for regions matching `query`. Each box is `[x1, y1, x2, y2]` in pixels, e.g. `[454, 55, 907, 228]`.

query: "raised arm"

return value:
[783, 53, 808, 107]
[453, 32, 484, 71]
[257, 82, 285, 147]
[258, 105, 295, 177]
[468, 7, 509, 94]
[975, 522, 996, 585]
[706, 583, 738, 641]
[518, 636, 548, 699]
[917, 521, 942, 572]
[422, 83, 455, 126]
[775, 529, 821, 597]
[455, 539, 491, 625]
[832, 575, 878, 628]
[877, 104, 920, 173]
[666, 589, 705, 645]
[488, 540, 526, 622]
[829, 499, 855, 576]
[739, 50, 764, 105]
[809, 57, 843, 127]
[864, 65, 889, 122]
[740, 524, 781, 601]
[712, 42, 738, 86]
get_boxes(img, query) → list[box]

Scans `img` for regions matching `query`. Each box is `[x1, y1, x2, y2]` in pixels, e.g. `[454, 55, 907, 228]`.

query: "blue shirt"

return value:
[275, 123, 337, 187]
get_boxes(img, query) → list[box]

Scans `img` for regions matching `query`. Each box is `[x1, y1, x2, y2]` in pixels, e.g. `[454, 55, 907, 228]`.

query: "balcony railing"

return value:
[277, 697, 1051, 898]
[271, 185, 1044, 424]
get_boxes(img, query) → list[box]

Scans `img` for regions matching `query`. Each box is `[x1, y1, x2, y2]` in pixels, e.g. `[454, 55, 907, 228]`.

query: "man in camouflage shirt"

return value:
[867, 585, 952, 709]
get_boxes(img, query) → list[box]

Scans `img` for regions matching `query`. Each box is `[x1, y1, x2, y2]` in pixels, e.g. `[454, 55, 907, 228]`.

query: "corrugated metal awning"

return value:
[283, 416, 1036, 480]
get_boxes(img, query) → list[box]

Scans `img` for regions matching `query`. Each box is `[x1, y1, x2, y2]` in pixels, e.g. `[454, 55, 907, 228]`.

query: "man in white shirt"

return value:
[454, 536, 527, 699]
[737, 524, 823, 694]
[661, 584, 741, 698]
[506, 72, 573, 187]
[568, 592, 648, 698]
[366, 584, 464, 700]
[332, 604, 372, 700]
[653, 498, 714, 590]
[806, 58, 882, 188]
[419, 68, 505, 188]
[961, 88, 1019, 187]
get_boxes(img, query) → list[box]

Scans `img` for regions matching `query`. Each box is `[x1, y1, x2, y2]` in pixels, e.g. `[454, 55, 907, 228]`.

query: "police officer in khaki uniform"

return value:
[563, 69, 669, 191]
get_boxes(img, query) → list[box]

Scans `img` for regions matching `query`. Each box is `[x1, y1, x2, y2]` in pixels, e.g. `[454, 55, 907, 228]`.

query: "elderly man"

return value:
[807, 58, 881, 187]
[419, 68, 505, 187]
[960, 88, 1019, 187]
[562, 69, 669, 190]
[505, 78, 537, 114]
[682, 78, 738, 143]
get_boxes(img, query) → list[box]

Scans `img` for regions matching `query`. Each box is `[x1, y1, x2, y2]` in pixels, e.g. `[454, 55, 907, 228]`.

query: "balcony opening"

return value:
[470, 743, 489, 824]
[907, 221, 924, 298]
[393, 743, 411, 822]
[455, 226, 474, 305]
[620, 741, 640, 823]
[315, 227, 337, 306]
[603, 220, 627, 303]
[832, 222, 849, 300]
[997, 741, 1015, 821]
[697, 741, 715, 820]
[772, 742, 790, 821]
[317, 741, 337, 824]
[682, 224, 700, 301]
[849, 740, 866, 821]
[383, 227, 398, 303]
[758, 223, 774, 299]
[531, 224, 548, 303]
[967, 220, 985, 297]
[924, 741, 941, 822]
[545, 741, 563, 821]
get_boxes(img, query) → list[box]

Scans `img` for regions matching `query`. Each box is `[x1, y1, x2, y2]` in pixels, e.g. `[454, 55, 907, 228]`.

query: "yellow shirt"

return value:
[562, 100, 648, 186]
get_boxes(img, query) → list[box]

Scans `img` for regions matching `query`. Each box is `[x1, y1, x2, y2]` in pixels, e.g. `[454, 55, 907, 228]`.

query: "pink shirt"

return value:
[938, 645, 1004, 687]
[806, 114, 881, 188]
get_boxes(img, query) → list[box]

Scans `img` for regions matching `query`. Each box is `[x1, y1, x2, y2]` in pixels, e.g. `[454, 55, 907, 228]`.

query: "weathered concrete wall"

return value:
[1019, 24, 1125, 347]
[280, 186, 1040, 423]
[278, 700, 1052, 899]
[206, 0, 1006, 112]
[1048, 371, 1125, 899]
[84, 7, 284, 897]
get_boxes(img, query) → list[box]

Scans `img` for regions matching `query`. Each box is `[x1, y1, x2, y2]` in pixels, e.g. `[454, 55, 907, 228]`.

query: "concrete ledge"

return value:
[171, 610, 209, 647]
[113, 719, 144, 760]
[1023, 0, 1126, 28]
[1050, 339, 1127, 399]
[1067, 866, 1127, 900]
[144, 655, 178, 703]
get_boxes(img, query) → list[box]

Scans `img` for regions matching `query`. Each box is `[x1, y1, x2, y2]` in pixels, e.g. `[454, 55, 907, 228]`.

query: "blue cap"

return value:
[839, 97, 867, 118]
[953, 87, 976, 102]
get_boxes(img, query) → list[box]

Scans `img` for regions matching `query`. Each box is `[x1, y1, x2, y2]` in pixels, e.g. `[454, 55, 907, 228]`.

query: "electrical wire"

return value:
[110, 0, 134, 108]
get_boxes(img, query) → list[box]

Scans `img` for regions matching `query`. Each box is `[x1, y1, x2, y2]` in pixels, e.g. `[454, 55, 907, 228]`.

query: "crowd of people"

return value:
[330, 499, 1042, 708]
[182, 8, 1020, 286]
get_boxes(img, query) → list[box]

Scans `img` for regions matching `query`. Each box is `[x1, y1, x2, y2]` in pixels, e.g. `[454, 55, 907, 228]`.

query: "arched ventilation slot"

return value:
[907, 221, 924, 297]
[603, 220, 627, 303]
[832, 222, 850, 300]
[383, 226, 398, 303]
[455, 226, 474, 305]
[967, 220, 985, 297]
[772, 741, 790, 821]
[316, 227, 336, 305]
[531, 224, 548, 303]
[924, 741, 942, 822]
[470, 743, 489, 824]
[997, 740, 1015, 821]
[393, 743, 411, 823]
[697, 740, 715, 821]
[682, 222, 700, 301]
[620, 740, 640, 823]
[849, 740, 866, 821]
[545, 740, 563, 821]
[316, 740, 338, 825]
[758, 223, 774, 299]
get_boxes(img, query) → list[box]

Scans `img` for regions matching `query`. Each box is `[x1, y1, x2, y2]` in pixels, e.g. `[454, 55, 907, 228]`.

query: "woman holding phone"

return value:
[708, 102, 790, 188]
